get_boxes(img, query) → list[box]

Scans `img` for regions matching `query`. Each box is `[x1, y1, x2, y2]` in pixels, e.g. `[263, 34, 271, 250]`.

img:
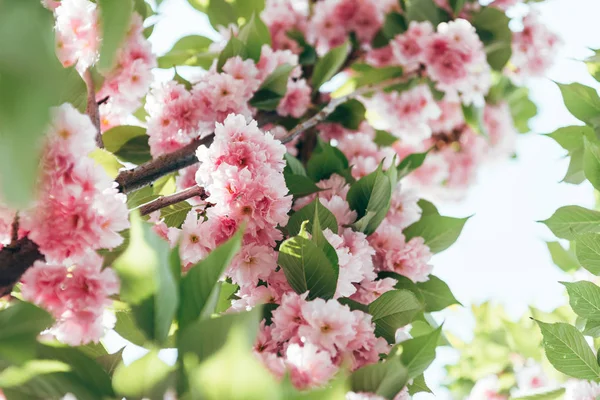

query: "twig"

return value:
[138, 186, 207, 216]
[281, 75, 412, 144]
[84, 69, 103, 148]
[116, 134, 214, 194]
[10, 213, 19, 244]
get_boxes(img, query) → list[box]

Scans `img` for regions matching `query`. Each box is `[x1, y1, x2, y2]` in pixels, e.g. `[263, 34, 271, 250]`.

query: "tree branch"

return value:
[116, 134, 214, 194]
[282, 75, 412, 144]
[138, 185, 207, 216]
[84, 69, 103, 148]
[0, 238, 43, 297]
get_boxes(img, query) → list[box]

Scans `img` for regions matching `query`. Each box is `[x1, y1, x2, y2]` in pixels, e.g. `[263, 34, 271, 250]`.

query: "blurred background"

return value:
[108, 0, 600, 397]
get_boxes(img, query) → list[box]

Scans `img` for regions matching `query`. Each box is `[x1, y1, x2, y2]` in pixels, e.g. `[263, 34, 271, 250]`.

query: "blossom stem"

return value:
[138, 185, 207, 216]
[84, 69, 103, 148]
[281, 75, 411, 144]
[115, 134, 215, 194]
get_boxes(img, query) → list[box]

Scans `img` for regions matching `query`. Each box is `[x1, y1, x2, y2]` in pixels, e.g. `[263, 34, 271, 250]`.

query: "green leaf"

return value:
[283, 153, 322, 198]
[416, 275, 461, 312]
[215, 282, 239, 313]
[160, 201, 192, 228]
[583, 319, 600, 337]
[348, 164, 393, 236]
[462, 103, 488, 137]
[586, 49, 600, 83]
[374, 130, 398, 147]
[278, 234, 338, 300]
[540, 206, 600, 240]
[103, 125, 151, 165]
[237, 14, 271, 62]
[507, 87, 538, 133]
[249, 64, 294, 110]
[178, 308, 262, 361]
[472, 7, 512, 70]
[556, 82, 600, 126]
[188, 312, 278, 400]
[397, 151, 429, 180]
[369, 289, 423, 343]
[576, 233, 600, 275]
[178, 227, 244, 330]
[400, 326, 442, 379]
[382, 12, 407, 40]
[0, 301, 53, 364]
[114, 310, 148, 346]
[97, 0, 134, 72]
[0, 0, 76, 207]
[112, 350, 173, 399]
[58, 67, 88, 113]
[536, 320, 600, 380]
[217, 36, 248, 72]
[311, 41, 350, 90]
[326, 99, 366, 130]
[350, 357, 408, 400]
[36, 343, 114, 397]
[351, 65, 404, 88]
[113, 213, 179, 344]
[418, 199, 438, 216]
[0, 360, 98, 400]
[405, 0, 445, 26]
[403, 215, 470, 254]
[407, 374, 432, 395]
[562, 281, 600, 320]
[157, 35, 215, 69]
[286, 30, 317, 65]
[205, 0, 238, 29]
[448, 0, 465, 14]
[306, 140, 352, 182]
[510, 387, 566, 400]
[546, 241, 580, 273]
[545, 125, 593, 152]
[584, 136, 600, 190]
[287, 198, 338, 236]
[563, 148, 586, 184]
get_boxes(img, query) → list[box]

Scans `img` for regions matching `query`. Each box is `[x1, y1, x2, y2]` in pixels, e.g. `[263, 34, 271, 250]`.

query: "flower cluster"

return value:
[255, 293, 388, 389]
[52, 0, 156, 130]
[145, 48, 311, 158]
[96, 14, 157, 130]
[509, 12, 561, 80]
[15, 104, 129, 344]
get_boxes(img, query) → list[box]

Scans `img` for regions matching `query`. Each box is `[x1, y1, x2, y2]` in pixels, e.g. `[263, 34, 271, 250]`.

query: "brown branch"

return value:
[0, 238, 43, 297]
[282, 75, 412, 144]
[84, 69, 103, 148]
[139, 186, 207, 216]
[116, 134, 214, 194]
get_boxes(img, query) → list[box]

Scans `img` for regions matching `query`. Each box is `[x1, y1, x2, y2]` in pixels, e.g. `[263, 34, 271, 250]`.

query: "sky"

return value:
[107, 0, 600, 398]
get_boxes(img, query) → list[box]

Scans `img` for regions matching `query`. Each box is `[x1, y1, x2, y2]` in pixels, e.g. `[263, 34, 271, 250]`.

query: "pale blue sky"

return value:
[109, 0, 600, 397]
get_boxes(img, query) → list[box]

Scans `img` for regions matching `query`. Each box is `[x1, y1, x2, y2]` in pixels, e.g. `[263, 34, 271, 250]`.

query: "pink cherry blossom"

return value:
[178, 210, 216, 268]
[21, 252, 119, 345]
[390, 21, 434, 72]
[510, 12, 561, 80]
[54, 0, 99, 70]
[285, 343, 338, 389]
[227, 243, 278, 286]
[386, 185, 422, 230]
[365, 85, 441, 143]
[298, 298, 356, 353]
[423, 19, 491, 104]
[484, 102, 517, 160]
[277, 78, 312, 118]
[370, 222, 433, 283]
